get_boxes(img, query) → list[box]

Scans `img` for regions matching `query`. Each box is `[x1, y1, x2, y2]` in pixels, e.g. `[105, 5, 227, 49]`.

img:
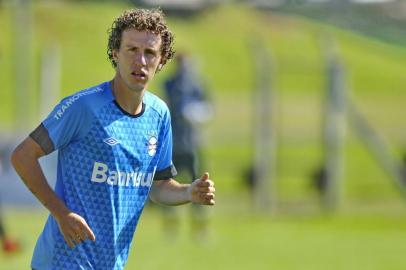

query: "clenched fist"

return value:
[188, 172, 215, 205]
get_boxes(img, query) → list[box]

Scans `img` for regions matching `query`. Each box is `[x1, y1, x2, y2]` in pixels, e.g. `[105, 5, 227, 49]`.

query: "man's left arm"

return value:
[149, 172, 215, 206]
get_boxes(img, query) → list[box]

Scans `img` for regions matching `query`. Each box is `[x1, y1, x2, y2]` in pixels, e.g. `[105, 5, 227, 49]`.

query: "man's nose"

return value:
[134, 51, 147, 66]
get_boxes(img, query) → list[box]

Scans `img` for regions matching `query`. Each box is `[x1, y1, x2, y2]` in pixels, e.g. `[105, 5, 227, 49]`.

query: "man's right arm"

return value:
[11, 137, 69, 219]
[11, 137, 95, 247]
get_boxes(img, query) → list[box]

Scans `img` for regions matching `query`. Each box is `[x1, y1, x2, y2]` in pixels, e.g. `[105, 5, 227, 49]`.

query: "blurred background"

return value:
[1, 0, 406, 269]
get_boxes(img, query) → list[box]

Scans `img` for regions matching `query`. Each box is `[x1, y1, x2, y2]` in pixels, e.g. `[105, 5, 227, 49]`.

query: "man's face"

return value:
[113, 28, 162, 92]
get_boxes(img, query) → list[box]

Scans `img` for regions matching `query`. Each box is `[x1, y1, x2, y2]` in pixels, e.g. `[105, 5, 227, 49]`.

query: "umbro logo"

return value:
[104, 137, 119, 146]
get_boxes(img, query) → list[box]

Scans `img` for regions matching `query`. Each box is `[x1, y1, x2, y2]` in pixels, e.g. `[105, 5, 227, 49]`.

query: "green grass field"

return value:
[1, 1, 406, 269]
[2, 201, 406, 270]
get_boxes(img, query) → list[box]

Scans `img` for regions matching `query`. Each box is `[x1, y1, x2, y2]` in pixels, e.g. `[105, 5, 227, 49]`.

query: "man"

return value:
[162, 52, 213, 239]
[11, 8, 215, 270]
[164, 53, 212, 181]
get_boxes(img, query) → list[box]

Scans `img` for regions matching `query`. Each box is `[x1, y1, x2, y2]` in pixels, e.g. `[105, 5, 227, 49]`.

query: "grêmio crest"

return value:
[146, 131, 158, 157]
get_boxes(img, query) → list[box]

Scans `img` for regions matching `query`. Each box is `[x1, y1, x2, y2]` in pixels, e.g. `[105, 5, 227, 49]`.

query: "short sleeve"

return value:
[154, 109, 177, 180]
[36, 95, 91, 152]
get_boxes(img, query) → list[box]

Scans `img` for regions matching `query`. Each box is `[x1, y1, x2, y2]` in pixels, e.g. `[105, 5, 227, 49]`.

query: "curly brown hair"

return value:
[107, 8, 175, 71]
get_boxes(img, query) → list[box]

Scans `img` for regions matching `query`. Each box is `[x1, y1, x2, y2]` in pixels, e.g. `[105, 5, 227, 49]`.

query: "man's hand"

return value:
[55, 212, 96, 248]
[189, 172, 215, 205]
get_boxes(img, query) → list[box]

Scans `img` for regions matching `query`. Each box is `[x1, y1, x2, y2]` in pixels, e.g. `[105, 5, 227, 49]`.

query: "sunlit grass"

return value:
[2, 203, 406, 270]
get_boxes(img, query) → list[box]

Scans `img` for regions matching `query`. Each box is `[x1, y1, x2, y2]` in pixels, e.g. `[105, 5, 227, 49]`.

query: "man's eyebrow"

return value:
[125, 44, 138, 49]
[124, 45, 158, 51]
[145, 47, 159, 53]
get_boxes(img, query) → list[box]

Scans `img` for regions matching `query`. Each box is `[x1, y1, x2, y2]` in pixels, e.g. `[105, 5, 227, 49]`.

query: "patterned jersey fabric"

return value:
[30, 81, 175, 270]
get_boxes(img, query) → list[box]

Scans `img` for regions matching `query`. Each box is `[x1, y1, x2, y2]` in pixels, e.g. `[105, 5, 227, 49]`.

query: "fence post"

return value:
[323, 41, 347, 211]
[39, 45, 61, 120]
[251, 38, 276, 212]
[12, 0, 33, 131]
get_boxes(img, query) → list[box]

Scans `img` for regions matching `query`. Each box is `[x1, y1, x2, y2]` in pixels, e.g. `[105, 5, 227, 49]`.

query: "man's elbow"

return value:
[10, 142, 26, 170]
[148, 193, 157, 204]
[149, 181, 165, 205]
[148, 186, 159, 204]
[10, 138, 39, 169]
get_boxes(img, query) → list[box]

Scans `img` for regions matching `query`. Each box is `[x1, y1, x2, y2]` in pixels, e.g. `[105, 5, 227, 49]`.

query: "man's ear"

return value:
[112, 49, 119, 64]
[156, 63, 163, 73]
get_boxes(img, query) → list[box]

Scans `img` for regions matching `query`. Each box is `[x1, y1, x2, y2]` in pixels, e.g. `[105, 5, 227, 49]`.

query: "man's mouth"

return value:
[131, 71, 147, 80]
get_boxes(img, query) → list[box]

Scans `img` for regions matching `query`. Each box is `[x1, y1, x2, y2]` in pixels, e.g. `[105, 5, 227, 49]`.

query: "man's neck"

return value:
[111, 76, 144, 115]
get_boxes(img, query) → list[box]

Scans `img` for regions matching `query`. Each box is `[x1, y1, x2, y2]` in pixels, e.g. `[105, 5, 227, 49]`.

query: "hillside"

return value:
[0, 1, 405, 206]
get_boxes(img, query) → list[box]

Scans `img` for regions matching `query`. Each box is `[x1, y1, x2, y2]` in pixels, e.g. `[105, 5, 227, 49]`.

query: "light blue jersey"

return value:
[30, 81, 176, 270]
